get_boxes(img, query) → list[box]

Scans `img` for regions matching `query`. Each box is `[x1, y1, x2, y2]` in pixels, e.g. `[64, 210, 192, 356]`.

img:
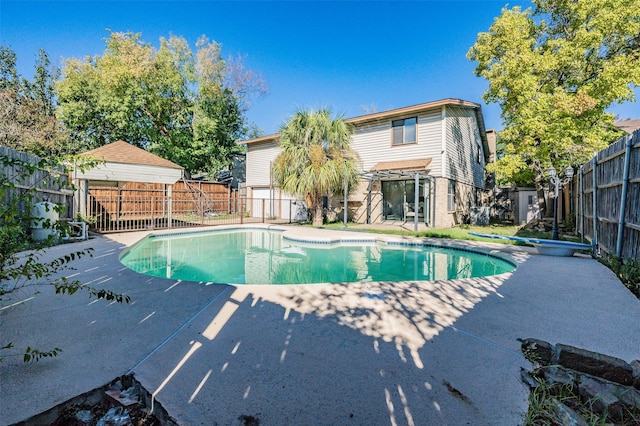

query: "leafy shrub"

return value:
[598, 255, 640, 298]
[1, 152, 129, 362]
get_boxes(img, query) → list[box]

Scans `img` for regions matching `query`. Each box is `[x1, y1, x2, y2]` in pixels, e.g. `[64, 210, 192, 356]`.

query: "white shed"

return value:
[512, 187, 540, 225]
[73, 141, 183, 224]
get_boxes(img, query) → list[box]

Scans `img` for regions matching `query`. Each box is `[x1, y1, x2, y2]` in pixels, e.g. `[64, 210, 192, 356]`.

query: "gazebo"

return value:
[73, 141, 184, 229]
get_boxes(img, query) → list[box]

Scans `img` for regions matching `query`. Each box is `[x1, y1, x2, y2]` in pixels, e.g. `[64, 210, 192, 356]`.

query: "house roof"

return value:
[370, 158, 432, 172]
[238, 98, 489, 161]
[614, 118, 640, 134]
[345, 98, 482, 126]
[81, 140, 183, 170]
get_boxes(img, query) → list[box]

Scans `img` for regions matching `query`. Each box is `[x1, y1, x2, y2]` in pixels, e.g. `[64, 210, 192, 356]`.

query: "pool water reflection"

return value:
[120, 229, 515, 284]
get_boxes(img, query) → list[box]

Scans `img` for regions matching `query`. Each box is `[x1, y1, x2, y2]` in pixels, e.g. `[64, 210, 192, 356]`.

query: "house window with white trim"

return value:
[447, 180, 456, 211]
[392, 117, 417, 145]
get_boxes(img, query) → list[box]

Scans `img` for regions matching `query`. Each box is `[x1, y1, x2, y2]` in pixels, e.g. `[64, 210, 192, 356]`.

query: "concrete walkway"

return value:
[1, 225, 639, 425]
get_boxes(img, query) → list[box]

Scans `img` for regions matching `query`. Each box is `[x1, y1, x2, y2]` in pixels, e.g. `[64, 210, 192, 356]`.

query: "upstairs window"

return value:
[392, 117, 417, 145]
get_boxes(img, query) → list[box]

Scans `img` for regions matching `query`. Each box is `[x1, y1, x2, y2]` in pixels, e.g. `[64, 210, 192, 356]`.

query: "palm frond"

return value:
[272, 107, 361, 204]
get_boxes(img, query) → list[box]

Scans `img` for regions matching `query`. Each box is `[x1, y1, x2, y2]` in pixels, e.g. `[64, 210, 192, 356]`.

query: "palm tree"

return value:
[272, 108, 360, 226]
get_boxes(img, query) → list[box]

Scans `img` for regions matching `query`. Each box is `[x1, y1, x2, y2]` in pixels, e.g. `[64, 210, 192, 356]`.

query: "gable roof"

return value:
[345, 98, 482, 126]
[239, 99, 489, 159]
[81, 140, 183, 170]
[614, 118, 640, 134]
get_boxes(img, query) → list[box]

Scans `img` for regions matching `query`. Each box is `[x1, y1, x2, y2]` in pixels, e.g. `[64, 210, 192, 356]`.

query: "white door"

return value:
[251, 188, 273, 219]
[526, 194, 540, 223]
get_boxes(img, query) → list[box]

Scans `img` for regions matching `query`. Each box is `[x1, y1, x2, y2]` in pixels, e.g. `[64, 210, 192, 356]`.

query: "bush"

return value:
[1, 152, 129, 362]
[598, 255, 640, 298]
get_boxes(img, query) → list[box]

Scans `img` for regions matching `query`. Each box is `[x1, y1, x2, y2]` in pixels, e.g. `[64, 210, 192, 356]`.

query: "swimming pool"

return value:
[120, 228, 515, 284]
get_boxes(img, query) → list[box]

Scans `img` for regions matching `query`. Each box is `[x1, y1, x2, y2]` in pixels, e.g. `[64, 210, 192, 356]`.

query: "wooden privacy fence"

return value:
[88, 181, 301, 232]
[0, 146, 74, 220]
[574, 129, 640, 260]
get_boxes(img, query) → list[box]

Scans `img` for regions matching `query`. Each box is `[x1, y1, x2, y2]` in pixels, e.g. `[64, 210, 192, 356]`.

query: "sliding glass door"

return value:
[381, 179, 430, 224]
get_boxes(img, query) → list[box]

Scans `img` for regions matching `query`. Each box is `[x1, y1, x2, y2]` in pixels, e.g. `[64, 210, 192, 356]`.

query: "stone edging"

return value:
[520, 338, 640, 423]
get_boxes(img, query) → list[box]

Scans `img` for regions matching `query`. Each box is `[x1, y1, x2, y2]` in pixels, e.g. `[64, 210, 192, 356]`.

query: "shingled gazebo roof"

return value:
[81, 140, 183, 170]
[74, 140, 183, 185]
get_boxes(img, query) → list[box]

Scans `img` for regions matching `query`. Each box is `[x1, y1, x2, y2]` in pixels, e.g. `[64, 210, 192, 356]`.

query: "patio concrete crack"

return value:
[126, 286, 231, 374]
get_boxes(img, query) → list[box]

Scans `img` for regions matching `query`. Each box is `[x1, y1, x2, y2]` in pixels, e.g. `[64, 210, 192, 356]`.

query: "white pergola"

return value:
[344, 158, 433, 231]
[72, 141, 183, 226]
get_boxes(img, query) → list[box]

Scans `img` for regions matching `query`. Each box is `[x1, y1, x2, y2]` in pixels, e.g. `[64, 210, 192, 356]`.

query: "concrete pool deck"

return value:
[1, 225, 639, 425]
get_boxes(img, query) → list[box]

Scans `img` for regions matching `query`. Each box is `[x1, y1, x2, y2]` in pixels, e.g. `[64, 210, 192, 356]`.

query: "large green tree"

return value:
[0, 46, 69, 157]
[0, 46, 20, 92]
[468, 0, 640, 208]
[272, 108, 360, 226]
[56, 32, 266, 177]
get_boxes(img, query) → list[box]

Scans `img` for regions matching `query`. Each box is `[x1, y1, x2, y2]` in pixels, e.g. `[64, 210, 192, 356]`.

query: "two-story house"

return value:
[240, 98, 489, 228]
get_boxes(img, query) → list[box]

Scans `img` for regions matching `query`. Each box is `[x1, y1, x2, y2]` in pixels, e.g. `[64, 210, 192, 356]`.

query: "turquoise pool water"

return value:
[120, 229, 515, 284]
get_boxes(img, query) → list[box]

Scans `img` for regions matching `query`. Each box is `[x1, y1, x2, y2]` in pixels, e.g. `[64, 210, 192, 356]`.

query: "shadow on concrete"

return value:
[2, 231, 639, 425]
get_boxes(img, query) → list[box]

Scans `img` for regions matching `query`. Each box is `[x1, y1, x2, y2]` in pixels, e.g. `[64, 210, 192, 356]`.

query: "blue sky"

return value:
[1, 1, 638, 135]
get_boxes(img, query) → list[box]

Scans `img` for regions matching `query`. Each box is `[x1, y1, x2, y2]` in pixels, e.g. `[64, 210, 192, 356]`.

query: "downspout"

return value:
[366, 179, 373, 224]
[616, 135, 633, 258]
[269, 161, 273, 219]
[414, 172, 419, 231]
[440, 105, 448, 228]
[431, 177, 436, 227]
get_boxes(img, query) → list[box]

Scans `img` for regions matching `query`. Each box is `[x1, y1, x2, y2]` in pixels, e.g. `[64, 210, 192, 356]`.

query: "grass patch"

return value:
[317, 222, 523, 244]
[319, 221, 589, 248]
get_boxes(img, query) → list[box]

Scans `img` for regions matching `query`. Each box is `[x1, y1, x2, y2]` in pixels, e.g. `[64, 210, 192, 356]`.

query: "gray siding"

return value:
[351, 109, 443, 175]
[245, 141, 281, 187]
[444, 106, 486, 188]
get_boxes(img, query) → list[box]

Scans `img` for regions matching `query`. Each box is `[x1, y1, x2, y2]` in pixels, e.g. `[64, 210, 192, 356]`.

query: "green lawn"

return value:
[317, 222, 523, 244]
[316, 221, 585, 246]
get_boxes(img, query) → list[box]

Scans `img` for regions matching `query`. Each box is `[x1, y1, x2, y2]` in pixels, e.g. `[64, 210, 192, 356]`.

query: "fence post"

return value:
[167, 185, 173, 229]
[262, 199, 265, 223]
[579, 166, 585, 242]
[592, 156, 597, 254]
[200, 197, 204, 226]
[151, 196, 155, 230]
[344, 172, 349, 228]
[616, 135, 633, 259]
[83, 180, 89, 220]
[289, 199, 292, 224]
[240, 199, 244, 224]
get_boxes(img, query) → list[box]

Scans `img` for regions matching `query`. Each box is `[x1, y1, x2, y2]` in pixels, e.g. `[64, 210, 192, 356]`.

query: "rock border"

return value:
[520, 338, 640, 423]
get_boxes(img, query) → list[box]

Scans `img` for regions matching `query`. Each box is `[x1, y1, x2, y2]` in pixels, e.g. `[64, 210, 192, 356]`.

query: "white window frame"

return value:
[391, 117, 417, 145]
[447, 180, 456, 211]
